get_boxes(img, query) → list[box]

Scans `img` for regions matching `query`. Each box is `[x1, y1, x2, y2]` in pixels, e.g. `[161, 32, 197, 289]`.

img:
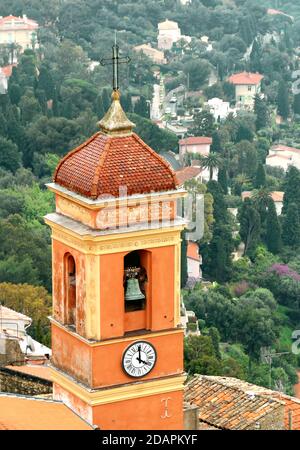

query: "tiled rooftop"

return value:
[54, 132, 178, 199]
[185, 375, 285, 430]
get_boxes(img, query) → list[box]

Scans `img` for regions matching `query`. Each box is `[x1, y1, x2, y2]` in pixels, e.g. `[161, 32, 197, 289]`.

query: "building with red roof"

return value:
[0, 15, 39, 61]
[179, 136, 212, 164]
[228, 71, 264, 110]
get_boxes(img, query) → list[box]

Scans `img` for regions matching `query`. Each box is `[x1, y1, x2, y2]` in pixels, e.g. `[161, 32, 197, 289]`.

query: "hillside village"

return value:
[1, 0, 300, 431]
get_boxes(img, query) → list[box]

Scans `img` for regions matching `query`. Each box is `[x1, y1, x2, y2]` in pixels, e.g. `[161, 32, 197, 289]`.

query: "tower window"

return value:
[124, 251, 147, 312]
[65, 254, 76, 328]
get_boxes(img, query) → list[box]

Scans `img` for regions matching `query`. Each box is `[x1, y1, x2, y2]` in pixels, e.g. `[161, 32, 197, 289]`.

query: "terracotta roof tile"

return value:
[228, 72, 264, 86]
[179, 136, 212, 146]
[185, 375, 285, 430]
[176, 166, 202, 186]
[54, 132, 178, 199]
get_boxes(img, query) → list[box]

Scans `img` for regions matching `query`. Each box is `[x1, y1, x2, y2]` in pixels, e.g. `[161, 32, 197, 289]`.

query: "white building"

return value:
[206, 97, 235, 122]
[266, 144, 300, 172]
[0, 305, 51, 359]
[158, 19, 182, 50]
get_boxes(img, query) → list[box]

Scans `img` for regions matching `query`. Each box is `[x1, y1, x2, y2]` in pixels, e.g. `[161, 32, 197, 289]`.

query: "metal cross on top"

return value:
[100, 34, 131, 91]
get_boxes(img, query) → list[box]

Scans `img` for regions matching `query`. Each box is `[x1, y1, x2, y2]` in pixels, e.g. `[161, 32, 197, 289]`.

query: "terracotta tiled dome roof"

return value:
[54, 131, 178, 199]
[54, 90, 178, 199]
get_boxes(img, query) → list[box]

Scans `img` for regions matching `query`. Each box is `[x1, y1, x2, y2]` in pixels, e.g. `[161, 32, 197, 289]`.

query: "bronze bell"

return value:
[125, 278, 145, 301]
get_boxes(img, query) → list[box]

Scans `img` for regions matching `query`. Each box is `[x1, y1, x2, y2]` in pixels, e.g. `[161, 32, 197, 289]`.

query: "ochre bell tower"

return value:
[45, 89, 186, 430]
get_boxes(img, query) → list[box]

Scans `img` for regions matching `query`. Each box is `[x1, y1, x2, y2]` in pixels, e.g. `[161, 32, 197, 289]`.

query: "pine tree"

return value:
[254, 163, 266, 189]
[218, 167, 228, 194]
[254, 94, 268, 130]
[282, 203, 300, 247]
[277, 80, 289, 120]
[266, 199, 282, 254]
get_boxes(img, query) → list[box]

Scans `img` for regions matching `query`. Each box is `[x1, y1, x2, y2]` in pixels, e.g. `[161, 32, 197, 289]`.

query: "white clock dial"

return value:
[122, 341, 156, 378]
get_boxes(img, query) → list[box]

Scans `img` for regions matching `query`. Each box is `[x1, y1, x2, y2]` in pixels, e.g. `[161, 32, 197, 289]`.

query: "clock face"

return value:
[122, 341, 156, 378]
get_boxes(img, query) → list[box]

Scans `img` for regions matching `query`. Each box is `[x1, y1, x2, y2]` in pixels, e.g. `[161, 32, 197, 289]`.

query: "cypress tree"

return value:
[254, 94, 268, 131]
[282, 166, 300, 215]
[254, 163, 266, 189]
[238, 198, 261, 259]
[293, 93, 300, 115]
[277, 80, 289, 120]
[250, 39, 262, 73]
[37, 66, 55, 100]
[102, 88, 110, 112]
[266, 199, 282, 254]
[282, 203, 300, 247]
[211, 131, 222, 153]
[218, 167, 228, 194]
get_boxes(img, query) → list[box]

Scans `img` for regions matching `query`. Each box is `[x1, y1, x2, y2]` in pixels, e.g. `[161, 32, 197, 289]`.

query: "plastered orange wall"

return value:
[52, 239, 87, 336]
[52, 322, 184, 389]
[92, 390, 184, 430]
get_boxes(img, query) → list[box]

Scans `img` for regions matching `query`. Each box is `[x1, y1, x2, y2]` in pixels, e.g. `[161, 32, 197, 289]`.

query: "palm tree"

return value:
[200, 152, 222, 181]
[252, 188, 272, 209]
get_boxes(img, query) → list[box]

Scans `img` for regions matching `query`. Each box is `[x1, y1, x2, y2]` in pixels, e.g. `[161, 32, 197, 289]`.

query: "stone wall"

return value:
[0, 368, 52, 396]
[0, 338, 23, 367]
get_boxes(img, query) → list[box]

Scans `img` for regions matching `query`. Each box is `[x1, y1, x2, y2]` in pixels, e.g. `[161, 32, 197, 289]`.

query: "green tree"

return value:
[0, 137, 21, 172]
[277, 79, 289, 120]
[134, 95, 149, 118]
[254, 163, 266, 189]
[254, 94, 268, 131]
[184, 335, 221, 375]
[200, 153, 222, 181]
[265, 199, 282, 254]
[282, 166, 300, 215]
[192, 110, 215, 136]
[218, 166, 228, 194]
[282, 203, 300, 248]
[238, 198, 261, 258]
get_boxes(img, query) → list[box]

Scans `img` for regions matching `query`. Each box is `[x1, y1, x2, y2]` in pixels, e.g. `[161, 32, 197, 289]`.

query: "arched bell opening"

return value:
[64, 253, 77, 329]
[124, 250, 151, 332]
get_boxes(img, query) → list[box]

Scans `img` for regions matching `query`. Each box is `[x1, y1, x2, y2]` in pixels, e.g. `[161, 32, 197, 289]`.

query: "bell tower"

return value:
[45, 60, 186, 429]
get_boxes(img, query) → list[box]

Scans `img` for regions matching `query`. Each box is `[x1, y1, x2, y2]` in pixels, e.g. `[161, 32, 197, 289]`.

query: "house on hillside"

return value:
[0, 15, 39, 62]
[133, 44, 166, 65]
[157, 19, 190, 51]
[187, 242, 202, 288]
[0, 64, 16, 94]
[266, 144, 300, 172]
[228, 71, 264, 110]
[179, 136, 212, 163]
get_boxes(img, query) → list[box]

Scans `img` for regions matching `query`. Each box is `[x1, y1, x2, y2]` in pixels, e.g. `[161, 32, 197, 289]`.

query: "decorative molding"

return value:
[50, 317, 184, 347]
[51, 369, 186, 406]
